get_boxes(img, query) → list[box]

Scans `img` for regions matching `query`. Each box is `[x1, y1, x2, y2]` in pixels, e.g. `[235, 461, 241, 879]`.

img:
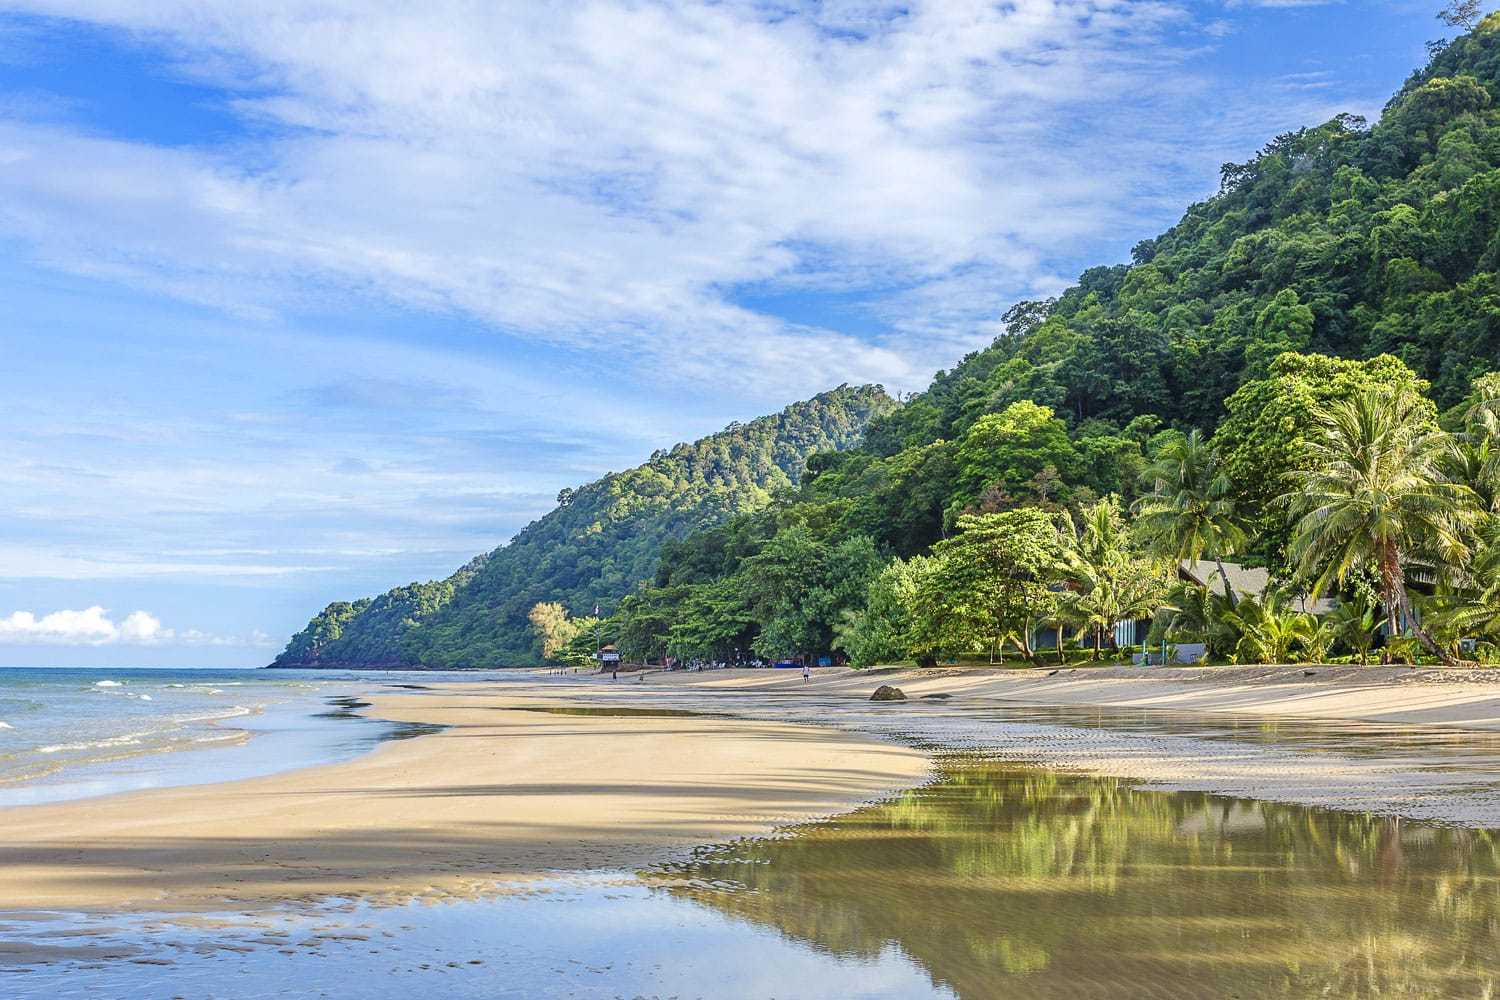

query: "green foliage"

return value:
[1219, 591, 1320, 665]
[273, 386, 893, 666]
[279, 24, 1500, 670]
[1134, 429, 1245, 602]
[1059, 497, 1171, 658]
[1214, 353, 1434, 558]
[270, 559, 483, 667]
[1284, 386, 1478, 662]
[950, 401, 1078, 521]
[833, 555, 934, 667]
[910, 511, 1065, 665]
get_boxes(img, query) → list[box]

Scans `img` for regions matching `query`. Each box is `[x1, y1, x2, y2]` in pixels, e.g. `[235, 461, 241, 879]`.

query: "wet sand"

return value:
[487, 665, 1500, 827]
[11, 662, 1500, 917]
[0, 692, 927, 912]
[625, 662, 1500, 730]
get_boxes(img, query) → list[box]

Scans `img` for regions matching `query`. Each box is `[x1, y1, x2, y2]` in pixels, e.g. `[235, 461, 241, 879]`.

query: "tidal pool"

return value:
[6, 758, 1500, 998]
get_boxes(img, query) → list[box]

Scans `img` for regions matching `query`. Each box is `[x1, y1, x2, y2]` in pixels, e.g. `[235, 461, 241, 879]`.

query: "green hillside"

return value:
[271, 384, 895, 667]
[281, 18, 1500, 671]
[591, 17, 1500, 668]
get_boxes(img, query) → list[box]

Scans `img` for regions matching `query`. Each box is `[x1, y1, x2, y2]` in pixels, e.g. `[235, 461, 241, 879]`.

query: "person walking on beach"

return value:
[802, 661, 810, 682]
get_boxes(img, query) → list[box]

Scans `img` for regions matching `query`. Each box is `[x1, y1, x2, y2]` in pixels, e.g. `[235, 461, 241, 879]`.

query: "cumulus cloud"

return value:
[0, 606, 270, 646]
[0, 606, 169, 645]
[0, 0, 1308, 396]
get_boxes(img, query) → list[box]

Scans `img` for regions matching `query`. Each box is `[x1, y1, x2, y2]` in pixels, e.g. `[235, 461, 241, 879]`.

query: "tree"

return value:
[1325, 594, 1382, 665]
[1284, 387, 1478, 664]
[1220, 591, 1317, 665]
[527, 601, 580, 660]
[950, 401, 1078, 522]
[1134, 430, 1245, 608]
[916, 510, 1065, 665]
[833, 555, 934, 667]
[1214, 354, 1434, 561]
[1439, 1, 1482, 30]
[1059, 497, 1170, 659]
[1151, 580, 1238, 662]
[745, 529, 885, 659]
[1459, 372, 1500, 510]
[1433, 522, 1500, 644]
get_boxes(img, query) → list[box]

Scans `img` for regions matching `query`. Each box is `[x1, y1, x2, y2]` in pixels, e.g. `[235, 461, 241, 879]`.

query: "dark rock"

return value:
[870, 685, 907, 702]
[921, 693, 952, 700]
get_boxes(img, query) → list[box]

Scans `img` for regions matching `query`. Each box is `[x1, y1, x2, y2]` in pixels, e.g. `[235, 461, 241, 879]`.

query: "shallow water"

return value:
[0, 667, 513, 806]
[8, 758, 1500, 998]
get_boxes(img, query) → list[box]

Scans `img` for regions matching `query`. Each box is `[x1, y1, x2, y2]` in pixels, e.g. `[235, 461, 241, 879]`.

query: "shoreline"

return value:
[0, 688, 929, 913]
[12, 662, 1500, 916]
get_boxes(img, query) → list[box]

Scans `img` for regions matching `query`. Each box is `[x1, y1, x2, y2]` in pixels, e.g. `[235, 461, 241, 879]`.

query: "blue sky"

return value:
[0, 0, 1458, 666]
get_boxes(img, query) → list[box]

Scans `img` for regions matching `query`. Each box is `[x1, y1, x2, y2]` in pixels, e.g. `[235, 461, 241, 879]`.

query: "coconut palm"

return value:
[1324, 595, 1381, 666]
[1134, 430, 1247, 609]
[1220, 591, 1316, 665]
[1153, 580, 1237, 661]
[1059, 498, 1169, 660]
[1432, 523, 1500, 644]
[1460, 373, 1500, 511]
[1283, 387, 1478, 665]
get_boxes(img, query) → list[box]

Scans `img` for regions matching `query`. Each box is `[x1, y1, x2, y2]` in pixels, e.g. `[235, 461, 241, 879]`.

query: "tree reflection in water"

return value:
[652, 758, 1500, 999]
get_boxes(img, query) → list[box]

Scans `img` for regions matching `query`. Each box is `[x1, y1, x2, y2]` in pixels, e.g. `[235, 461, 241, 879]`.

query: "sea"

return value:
[0, 666, 520, 807]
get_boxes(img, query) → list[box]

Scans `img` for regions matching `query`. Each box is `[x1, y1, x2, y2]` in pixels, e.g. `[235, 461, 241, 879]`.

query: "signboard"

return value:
[599, 651, 621, 663]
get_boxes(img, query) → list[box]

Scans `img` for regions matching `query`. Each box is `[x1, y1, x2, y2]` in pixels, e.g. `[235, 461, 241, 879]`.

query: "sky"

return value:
[0, 0, 1461, 666]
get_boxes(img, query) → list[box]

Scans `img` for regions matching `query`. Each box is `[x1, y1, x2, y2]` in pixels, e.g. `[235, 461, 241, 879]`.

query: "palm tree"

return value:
[1283, 388, 1478, 666]
[1220, 591, 1316, 665]
[1059, 498, 1168, 660]
[1324, 594, 1381, 666]
[1153, 579, 1237, 661]
[1432, 523, 1500, 645]
[1135, 430, 1247, 609]
[1457, 373, 1500, 512]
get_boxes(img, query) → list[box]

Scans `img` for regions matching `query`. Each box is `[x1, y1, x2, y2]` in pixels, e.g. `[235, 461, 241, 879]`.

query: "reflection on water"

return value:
[8, 759, 1500, 998]
[655, 758, 1500, 999]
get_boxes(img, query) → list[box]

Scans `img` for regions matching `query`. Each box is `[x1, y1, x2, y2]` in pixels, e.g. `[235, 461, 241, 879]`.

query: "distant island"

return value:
[276, 17, 1500, 672]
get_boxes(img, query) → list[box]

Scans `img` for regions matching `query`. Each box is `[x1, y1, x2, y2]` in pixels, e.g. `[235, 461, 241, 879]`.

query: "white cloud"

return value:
[0, 605, 169, 645]
[0, 605, 271, 646]
[0, 0, 1291, 397]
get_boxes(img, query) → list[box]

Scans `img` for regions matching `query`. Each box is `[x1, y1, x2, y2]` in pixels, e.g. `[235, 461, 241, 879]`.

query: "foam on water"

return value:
[0, 666, 529, 807]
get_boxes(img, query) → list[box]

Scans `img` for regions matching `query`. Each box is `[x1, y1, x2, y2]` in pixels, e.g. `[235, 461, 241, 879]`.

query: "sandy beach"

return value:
[0, 690, 927, 912]
[11, 663, 1500, 918]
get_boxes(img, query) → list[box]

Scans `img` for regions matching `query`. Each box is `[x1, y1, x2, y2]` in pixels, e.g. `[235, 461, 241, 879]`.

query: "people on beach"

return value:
[803, 662, 810, 682]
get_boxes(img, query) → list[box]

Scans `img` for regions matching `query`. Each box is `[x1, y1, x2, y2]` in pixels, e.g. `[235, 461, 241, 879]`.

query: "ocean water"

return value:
[0, 667, 517, 807]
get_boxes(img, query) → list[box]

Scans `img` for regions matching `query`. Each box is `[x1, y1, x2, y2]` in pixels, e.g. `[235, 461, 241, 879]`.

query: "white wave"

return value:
[0, 721, 12, 729]
[36, 731, 153, 754]
[93, 680, 122, 688]
[137, 694, 152, 701]
[171, 706, 254, 724]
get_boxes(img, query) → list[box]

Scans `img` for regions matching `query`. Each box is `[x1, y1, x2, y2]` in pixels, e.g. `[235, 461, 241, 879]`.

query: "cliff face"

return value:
[271, 384, 895, 668]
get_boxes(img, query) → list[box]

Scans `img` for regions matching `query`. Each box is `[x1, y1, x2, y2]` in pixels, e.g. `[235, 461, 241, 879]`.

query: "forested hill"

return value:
[270, 384, 896, 667]
[580, 16, 1500, 667]
[279, 17, 1500, 670]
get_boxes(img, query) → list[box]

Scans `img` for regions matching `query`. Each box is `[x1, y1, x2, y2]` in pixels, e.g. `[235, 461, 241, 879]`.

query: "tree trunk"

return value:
[1215, 557, 1238, 611]
[1399, 585, 1463, 667]
[1385, 546, 1462, 667]
[1020, 618, 1044, 668]
[1092, 626, 1102, 661]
